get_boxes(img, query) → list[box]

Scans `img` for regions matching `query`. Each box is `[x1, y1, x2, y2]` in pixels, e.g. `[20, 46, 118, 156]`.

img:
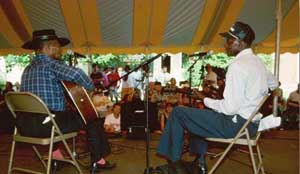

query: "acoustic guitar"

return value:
[61, 81, 99, 125]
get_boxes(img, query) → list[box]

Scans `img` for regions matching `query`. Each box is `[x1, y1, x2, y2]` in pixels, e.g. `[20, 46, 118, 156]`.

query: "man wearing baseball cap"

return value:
[156, 21, 279, 174]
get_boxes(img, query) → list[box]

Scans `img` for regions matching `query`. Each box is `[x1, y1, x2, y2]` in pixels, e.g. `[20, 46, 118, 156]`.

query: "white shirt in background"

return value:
[121, 71, 135, 88]
[132, 70, 143, 89]
[155, 72, 171, 86]
[104, 113, 121, 132]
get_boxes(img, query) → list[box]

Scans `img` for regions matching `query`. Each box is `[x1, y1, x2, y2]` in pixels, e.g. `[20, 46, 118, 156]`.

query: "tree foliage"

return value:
[1, 52, 274, 89]
[4, 54, 31, 72]
[61, 53, 145, 70]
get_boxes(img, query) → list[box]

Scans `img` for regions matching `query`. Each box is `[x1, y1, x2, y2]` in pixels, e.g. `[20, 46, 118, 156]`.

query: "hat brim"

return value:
[22, 37, 70, 50]
[219, 32, 238, 40]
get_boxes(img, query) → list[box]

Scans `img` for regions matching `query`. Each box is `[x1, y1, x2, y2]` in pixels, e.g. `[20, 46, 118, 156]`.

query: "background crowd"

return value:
[0, 63, 299, 135]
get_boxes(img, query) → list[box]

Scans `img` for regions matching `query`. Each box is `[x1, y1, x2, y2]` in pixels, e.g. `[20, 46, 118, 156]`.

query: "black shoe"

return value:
[90, 161, 116, 173]
[196, 158, 207, 174]
[196, 164, 207, 174]
[51, 160, 65, 172]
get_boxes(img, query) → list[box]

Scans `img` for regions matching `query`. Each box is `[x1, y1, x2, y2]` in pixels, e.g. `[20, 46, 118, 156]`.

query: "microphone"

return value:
[188, 50, 213, 57]
[67, 49, 86, 58]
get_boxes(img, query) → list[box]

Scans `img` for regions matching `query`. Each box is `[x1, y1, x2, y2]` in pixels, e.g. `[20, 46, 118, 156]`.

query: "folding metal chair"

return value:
[206, 94, 270, 174]
[5, 92, 83, 174]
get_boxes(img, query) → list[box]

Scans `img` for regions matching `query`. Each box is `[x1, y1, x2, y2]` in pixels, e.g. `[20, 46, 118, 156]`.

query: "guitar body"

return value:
[61, 81, 99, 125]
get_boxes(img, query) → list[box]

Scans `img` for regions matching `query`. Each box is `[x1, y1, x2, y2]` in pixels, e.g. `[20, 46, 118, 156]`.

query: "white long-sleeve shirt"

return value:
[204, 48, 278, 119]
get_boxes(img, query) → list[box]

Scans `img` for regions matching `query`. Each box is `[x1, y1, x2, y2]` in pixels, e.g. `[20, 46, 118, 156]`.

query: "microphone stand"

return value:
[140, 54, 163, 174]
[187, 54, 206, 106]
[112, 54, 162, 174]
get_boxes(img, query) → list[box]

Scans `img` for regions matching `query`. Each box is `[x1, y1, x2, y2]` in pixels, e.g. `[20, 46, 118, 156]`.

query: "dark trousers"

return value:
[157, 106, 258, 162]
[16, 110, 110, 163]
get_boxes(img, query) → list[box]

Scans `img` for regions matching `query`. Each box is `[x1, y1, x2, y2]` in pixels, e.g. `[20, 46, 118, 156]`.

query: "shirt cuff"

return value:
[203, 97, 219, 109]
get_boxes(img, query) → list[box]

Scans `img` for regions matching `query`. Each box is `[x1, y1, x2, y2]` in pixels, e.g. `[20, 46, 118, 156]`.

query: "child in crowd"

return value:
[104, 103, 121, 133]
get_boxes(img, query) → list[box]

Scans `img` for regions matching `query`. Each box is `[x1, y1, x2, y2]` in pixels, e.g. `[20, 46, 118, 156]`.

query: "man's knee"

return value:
[171, 106, 185, 119]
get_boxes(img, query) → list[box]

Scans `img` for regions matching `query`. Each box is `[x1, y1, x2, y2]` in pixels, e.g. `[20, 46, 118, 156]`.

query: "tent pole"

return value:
[273, 0, 282, 117]
[298, 0, 300, 95]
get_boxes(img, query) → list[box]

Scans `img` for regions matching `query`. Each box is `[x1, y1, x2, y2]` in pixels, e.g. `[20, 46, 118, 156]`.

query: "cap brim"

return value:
[219, 32, 236, 39]
[22, 37, 70, 50]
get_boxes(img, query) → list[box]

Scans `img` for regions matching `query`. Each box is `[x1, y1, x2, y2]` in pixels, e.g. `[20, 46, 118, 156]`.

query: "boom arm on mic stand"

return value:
[187, 51, 213, 106]
[187, 51, 213, 71]
[67, 49, 86, 58]
[66, 49, 87, 66]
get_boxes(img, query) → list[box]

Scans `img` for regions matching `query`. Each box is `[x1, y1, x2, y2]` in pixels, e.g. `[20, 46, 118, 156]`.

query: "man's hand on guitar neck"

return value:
[192, 89, 206, 100]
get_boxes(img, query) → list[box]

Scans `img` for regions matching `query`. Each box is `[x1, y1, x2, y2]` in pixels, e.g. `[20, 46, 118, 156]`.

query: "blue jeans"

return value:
[157, 106, 258, 162]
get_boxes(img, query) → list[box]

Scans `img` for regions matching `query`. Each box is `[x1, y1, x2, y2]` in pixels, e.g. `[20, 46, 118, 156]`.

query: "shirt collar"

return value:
[33, 54, 51, 60]
[231, 48, 254, 64]
[236, 48, 253, 59]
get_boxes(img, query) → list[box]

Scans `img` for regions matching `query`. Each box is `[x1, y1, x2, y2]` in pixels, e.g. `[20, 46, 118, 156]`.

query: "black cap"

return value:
[22, 29, 70, 50]
[219, 21, 255, 45]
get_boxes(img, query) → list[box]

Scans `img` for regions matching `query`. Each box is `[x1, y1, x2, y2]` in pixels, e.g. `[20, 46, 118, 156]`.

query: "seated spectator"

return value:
[260, 89, 284, 116]
[120, 94, 132, 104]
[163, 78, 179, 104]
[104, 103, 121, 134]
[281, 86, 299, 129]
[150, 81, 163, 103]
[2, 81, 14, 95]
[160, 103, 174, 131]
[287, 87, 300, 108]
[92, 88, 113, 118]
[203, 64, 218, 88]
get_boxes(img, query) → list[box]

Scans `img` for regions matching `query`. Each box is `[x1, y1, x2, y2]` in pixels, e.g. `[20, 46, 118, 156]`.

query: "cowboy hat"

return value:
[22, 29, 70, 50]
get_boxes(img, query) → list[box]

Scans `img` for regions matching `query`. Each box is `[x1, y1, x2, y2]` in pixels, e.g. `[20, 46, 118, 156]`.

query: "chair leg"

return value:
[256, 144, 265, 174]
[32, 145, 47, 169]
[46, 127, 55, 174]
[245, 131, 258, 174]
[248, 144, 258, 174]
[8, 137, 16, 174]
[208, 142, 235, 174]
[72, 136, 77, 157]
[61, 137, 83, 174]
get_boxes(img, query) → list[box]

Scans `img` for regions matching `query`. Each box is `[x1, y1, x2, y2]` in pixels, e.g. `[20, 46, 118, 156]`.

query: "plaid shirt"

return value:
[21, 54, 94, 111]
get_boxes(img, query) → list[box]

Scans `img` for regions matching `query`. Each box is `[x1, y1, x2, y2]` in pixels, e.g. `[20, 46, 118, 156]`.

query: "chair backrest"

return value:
[244, 94, 270, 127]
[5, 92, 52, 119]
[228, 94, 271, 144]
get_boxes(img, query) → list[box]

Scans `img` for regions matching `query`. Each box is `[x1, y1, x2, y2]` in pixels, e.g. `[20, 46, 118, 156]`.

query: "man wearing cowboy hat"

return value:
[20, 29, 116, 173]
[156, 22, 279, 174]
